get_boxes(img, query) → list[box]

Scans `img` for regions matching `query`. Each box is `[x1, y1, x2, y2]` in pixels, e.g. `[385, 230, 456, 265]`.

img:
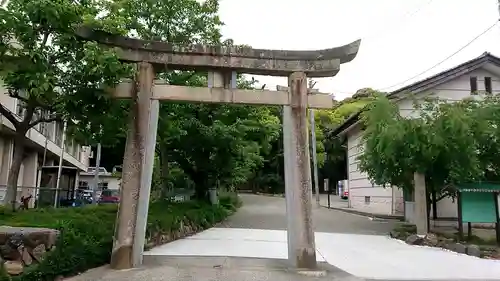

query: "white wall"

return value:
[346, 66, 500, 216]
[79, 175, 121, 191]
[347, 126, 398, 215]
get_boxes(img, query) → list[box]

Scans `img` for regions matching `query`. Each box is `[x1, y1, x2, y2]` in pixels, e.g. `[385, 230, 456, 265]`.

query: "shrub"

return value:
[0, 193, 240, 281]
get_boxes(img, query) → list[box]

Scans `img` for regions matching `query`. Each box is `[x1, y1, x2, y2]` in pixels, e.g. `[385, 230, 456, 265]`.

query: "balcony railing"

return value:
[7, 94, 84, 161]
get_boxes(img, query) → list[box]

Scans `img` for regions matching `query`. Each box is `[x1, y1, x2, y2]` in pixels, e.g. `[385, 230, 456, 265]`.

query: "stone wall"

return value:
[0, 226, 59, 276]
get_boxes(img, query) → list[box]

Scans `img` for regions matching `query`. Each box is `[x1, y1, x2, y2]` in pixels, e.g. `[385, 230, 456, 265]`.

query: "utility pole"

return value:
[498, 0, 500, 19]
[309, 79, 320, 207]
[92, 143, 102, 204]
[54, 121, 67, 208]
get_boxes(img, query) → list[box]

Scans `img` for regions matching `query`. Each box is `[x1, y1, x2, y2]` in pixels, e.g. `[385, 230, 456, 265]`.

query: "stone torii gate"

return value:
[75, 27, 360, 270]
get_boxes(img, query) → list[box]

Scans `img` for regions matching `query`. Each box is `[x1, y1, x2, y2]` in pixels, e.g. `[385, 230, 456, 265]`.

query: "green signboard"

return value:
[456, 182, 500, 243]
[461, 192, 497, 223]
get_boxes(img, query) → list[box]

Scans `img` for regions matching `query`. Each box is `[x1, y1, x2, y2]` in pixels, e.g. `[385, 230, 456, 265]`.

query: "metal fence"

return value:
[0, 185, 200, 209]
[155, 188, 195, 202]
[0, 185, 84, 209]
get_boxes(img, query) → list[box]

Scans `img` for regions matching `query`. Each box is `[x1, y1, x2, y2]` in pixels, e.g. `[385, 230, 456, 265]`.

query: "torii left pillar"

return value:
[110, 62, 160, 269]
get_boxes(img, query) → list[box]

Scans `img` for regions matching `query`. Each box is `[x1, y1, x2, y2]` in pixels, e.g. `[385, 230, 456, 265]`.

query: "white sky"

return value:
[218, 0, 500, 99]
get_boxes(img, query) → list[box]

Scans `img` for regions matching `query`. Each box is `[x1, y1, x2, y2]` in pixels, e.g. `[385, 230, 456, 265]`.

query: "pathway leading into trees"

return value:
[220, 194, 395, 234]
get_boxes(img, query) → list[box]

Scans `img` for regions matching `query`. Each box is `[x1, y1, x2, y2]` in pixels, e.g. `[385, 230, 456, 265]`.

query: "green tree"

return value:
[0, 0, 130, 208]
[318, 88, 382, 191]
[71, 0, 282, 201]
[358, 95, 500, 216]
[245, 88, 382, 194]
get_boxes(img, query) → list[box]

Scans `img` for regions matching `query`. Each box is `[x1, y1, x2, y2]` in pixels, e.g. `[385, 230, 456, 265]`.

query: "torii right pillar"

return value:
[284, 72, 316, 268]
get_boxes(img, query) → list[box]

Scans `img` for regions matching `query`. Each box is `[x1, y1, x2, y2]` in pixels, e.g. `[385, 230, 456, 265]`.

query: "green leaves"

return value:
[358, 95, 500, 195]
[1, 0, 131, 134]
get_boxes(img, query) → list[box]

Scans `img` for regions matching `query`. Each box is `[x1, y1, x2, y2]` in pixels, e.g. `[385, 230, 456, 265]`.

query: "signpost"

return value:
[457, 183, 500, 243]
[75, 26, 361, 270]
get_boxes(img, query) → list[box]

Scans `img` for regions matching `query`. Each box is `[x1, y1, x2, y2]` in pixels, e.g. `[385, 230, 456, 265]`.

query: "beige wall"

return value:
[347, 126, 400, 215]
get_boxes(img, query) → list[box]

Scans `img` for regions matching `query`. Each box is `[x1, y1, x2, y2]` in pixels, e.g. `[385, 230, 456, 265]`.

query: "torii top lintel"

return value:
[75, 27, 361, 78]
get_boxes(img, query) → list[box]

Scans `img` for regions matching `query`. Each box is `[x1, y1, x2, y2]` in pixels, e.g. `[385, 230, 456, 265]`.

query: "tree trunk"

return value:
[431, 188, 438, 220]
[426, 188, 431, 232]
[159, 145, 169, 191]
[4, 135, 26, 211]
[193, 176, 209, 202]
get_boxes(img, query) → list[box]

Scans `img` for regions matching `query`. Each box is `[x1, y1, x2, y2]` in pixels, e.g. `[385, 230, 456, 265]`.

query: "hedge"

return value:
[0, 193, 241, 281]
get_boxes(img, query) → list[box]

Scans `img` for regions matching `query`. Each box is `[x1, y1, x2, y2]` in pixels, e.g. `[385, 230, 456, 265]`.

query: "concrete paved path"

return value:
[146, 227, 500, 280]
[220, 194, 396, 235]
[68, 256, 362, 281]
[68, 194, 500, 281]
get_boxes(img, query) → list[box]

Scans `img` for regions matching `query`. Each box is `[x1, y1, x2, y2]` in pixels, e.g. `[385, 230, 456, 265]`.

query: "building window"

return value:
[13, 89, 27, 118]
[55, 122, 62, 146]
[470, 76, 478, 94]
[78, 181, 89, 189]
[364, 196, 371, 205]
[98, 182, 109, 190]
[485, 77, 492, 94]
[16, 100, 25, 117]
[76, 145, 81, 161]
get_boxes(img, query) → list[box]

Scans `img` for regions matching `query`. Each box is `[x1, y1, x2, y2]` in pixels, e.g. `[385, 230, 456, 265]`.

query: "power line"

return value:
[327, 1, 435, 96]
[378, 20, 499, 92]
[363, 0, 434, 41]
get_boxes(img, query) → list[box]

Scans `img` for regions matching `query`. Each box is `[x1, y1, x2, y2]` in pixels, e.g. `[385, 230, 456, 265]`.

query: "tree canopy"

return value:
[358, 94, 500, 201]
[0, 0, 130, 208]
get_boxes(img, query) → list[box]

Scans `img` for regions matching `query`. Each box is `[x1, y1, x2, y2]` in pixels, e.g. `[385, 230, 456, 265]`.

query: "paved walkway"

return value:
[68, 194, 500, 281]
[220, 194, 396, 234]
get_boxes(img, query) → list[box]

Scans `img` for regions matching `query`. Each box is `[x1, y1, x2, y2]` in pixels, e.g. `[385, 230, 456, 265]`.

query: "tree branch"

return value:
[41, 31, 49, 48]
[0, 102, 19, 129]
[29, 113, 61, 128]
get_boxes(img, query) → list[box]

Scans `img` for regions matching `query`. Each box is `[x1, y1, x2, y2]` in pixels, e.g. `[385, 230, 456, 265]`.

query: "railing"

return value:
[153, 188, 194, 202]
[0, 184, 82, 209]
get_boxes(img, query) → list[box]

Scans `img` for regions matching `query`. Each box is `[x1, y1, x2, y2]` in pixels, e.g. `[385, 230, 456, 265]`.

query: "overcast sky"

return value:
[218, 0, 500, 99]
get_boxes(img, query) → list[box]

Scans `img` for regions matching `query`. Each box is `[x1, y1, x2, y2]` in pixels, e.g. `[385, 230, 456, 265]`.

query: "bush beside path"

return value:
[0, 193, 241, 281]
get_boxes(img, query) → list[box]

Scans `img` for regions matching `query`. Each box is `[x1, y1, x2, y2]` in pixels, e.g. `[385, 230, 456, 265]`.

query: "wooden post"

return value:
[284, 72, 316, 269]
[494, 192, 500, 245]
[325, 179, 330, 208]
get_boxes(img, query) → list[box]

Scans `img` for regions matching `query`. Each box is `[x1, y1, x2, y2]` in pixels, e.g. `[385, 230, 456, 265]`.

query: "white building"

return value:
[78, 167, 121, 192]
[0, 81, 92, 203]
[333, 52, 500, 218]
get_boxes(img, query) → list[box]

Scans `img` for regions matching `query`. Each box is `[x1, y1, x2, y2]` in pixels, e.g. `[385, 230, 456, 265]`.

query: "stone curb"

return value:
[321, 205, 404, 221]
[255, 193, 285, 198]
[238, 192, 285, 198]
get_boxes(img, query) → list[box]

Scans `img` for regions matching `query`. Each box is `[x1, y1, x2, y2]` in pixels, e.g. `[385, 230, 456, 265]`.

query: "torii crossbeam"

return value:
[75, 27, 361, 271]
